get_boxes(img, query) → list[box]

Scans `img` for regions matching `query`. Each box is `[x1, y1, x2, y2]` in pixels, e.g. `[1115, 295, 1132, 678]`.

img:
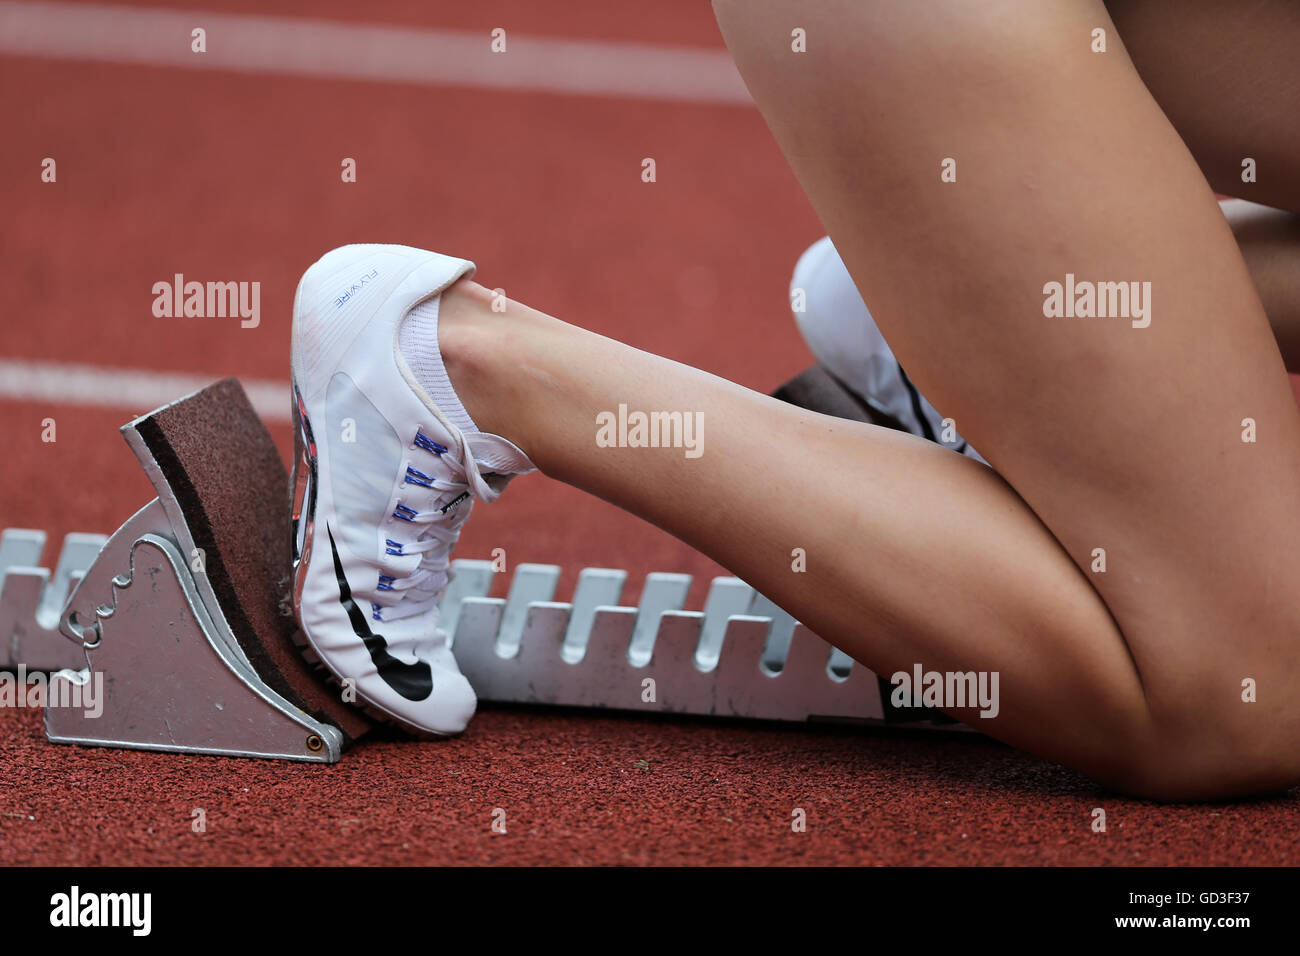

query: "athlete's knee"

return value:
[1107, 717, 1300, 802]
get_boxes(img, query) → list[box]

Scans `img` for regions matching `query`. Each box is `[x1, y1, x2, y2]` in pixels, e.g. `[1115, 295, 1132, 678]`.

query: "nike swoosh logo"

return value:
[327, 525, 433, 701]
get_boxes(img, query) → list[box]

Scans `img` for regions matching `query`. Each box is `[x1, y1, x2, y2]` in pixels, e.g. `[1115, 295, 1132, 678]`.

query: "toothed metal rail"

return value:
[443, 562, 886, 723]
[3, 529, 932, 735]
[0, 529, 106, 672]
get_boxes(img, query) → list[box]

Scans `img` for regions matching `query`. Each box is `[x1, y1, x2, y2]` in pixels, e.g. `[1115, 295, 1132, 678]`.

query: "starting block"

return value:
[2, 379, 372, 761]
[0, 370, 956, 764]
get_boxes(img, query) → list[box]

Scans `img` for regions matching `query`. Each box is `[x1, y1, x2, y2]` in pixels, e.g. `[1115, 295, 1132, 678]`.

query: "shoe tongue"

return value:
[464, 431, 536, 475]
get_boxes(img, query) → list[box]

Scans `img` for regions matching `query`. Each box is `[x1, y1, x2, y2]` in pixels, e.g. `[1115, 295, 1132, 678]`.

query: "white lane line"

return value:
[0, 359, 291, 423]
[0, 0, 752, 105]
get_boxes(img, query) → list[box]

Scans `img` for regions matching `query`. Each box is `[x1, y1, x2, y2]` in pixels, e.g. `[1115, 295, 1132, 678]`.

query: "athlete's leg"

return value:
[788, 200, 1300, 468]
[436, 279, 1153, 795]
[1100, 0, 1300, 363]
[708, 0, 1300, 795]
[1103, 0, 1300, 214]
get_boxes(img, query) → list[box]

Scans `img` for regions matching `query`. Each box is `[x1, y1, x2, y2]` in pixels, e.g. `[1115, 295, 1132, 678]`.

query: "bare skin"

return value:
[1103, 0, 1300, 367]
[433, 0, 1300, 800]
[1103, 0, 1300, 214]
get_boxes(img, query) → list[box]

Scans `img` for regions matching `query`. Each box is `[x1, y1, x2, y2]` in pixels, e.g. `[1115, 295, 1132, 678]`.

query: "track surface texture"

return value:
[3, 0, 1298, 865]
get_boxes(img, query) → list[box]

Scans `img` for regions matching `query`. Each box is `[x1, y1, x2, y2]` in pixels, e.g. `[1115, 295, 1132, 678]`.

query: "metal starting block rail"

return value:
[0, 375, 956, 764]
[444, 562, 884, 723]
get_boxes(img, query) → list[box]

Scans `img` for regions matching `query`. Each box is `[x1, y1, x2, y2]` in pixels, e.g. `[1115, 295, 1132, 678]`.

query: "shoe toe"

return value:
[419, 666, 478, 735]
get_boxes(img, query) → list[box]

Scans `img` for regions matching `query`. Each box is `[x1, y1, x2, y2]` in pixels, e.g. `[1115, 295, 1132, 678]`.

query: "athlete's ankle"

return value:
[438, 278, 537, 450]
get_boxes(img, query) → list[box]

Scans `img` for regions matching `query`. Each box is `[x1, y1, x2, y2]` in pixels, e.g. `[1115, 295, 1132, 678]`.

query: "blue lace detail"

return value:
[414, 431, 448, 456]
[405, 466, 435, 489]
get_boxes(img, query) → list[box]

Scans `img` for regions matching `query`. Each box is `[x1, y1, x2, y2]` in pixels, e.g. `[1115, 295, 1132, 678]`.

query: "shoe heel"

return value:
[290, 381, 318, 603]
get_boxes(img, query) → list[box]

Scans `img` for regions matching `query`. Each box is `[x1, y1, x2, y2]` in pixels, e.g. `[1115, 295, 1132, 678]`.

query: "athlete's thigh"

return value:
[1104, 0, 1300, 213]
[713, 0, 1300, 750]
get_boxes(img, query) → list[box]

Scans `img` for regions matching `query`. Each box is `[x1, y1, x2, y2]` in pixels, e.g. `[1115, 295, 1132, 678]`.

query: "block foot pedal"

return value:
[2, 378, 372, 762]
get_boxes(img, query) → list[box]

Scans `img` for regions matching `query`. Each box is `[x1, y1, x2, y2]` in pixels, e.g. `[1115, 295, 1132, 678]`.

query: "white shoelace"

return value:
[378, 440, 503, 623]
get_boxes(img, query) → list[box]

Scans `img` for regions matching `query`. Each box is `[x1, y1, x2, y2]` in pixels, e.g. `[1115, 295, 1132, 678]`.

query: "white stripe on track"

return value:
[0, 359, 291, 423]
[0, 0, 752, 105]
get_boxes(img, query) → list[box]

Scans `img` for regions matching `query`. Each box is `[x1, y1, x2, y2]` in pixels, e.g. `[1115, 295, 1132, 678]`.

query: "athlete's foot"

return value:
[290, 244, 536, 735]
[791, 236, 986, 464]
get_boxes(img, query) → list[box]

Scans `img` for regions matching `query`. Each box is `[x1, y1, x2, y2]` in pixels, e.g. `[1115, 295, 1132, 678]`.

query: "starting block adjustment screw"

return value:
[306, 734, 324, 753]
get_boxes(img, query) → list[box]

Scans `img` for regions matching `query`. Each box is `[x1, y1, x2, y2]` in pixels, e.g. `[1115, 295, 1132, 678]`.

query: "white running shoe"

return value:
[790, 236, 985, 463]
[290, 244, 535, 735]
